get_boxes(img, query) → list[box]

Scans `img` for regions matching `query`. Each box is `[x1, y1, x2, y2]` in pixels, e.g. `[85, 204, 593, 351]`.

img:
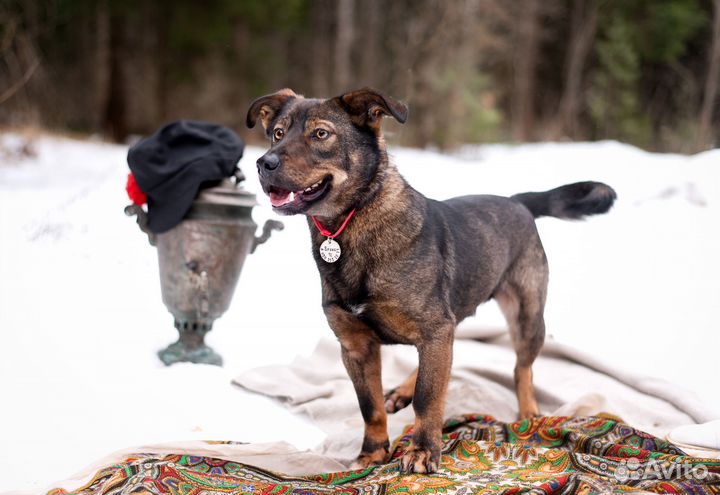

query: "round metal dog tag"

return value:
[319, 238, 342, 263]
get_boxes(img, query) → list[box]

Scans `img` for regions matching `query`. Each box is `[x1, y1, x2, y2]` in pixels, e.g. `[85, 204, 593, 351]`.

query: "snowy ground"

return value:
[1, 132, 718, 493]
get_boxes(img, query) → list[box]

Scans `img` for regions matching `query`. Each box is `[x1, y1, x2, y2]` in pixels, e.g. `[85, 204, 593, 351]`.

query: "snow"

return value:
[1, 132, 719, 493]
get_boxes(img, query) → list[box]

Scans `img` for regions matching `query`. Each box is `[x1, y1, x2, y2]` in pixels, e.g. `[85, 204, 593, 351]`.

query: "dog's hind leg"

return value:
[494, 247, 548, 420]
[385, 369, 417, 413]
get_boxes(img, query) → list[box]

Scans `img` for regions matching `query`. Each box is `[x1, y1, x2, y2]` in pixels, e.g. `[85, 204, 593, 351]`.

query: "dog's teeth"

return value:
[299, 180, 324, 196]
[303, 182, 320, 193]
[289, 192, 295, 202]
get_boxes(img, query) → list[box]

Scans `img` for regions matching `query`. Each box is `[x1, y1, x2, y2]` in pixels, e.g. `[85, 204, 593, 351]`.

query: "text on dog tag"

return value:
[319, 238, 342, 263]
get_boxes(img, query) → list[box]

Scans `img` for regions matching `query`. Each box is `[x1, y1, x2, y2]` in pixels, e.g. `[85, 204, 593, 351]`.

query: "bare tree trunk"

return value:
[697, 0, 720, 150]
[359, 0, 381, 87]
[95, 1, 110, 130]
[103, 10, 127, 142]
[311, 0, 332, 96]
[0, 58, 38, 105]
[0, 6, 44, 123]
[334, 0, 354, 92]
[554, 0, 598, 140]
[512, 0, 540, 142]
[154, 2, 170, 124]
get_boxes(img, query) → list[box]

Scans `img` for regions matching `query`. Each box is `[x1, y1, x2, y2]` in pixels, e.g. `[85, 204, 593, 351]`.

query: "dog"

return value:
[246, 87, 616, 474]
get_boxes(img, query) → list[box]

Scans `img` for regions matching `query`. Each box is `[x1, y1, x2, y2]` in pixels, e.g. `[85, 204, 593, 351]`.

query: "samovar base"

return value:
[158, 319, 223, 366]
[158, 342, 223, 366]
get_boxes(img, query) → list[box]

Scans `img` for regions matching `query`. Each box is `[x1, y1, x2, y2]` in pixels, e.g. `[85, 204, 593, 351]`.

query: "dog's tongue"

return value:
[270, 190, 294, 207]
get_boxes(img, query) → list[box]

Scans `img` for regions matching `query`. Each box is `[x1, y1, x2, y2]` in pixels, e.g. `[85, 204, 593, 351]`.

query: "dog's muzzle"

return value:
[257, 152, 280, 174]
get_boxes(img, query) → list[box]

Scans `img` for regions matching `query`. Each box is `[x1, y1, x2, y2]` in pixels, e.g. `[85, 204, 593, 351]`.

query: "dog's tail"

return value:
[511, 181, 617, 220]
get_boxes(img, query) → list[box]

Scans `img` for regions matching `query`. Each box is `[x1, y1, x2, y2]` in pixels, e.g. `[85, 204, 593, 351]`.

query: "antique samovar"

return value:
[126, 176, 282, 366]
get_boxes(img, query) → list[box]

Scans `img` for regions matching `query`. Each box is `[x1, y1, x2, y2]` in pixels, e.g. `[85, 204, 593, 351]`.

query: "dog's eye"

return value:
[314, 129, 330, 140]
[273, 128, 284, 141]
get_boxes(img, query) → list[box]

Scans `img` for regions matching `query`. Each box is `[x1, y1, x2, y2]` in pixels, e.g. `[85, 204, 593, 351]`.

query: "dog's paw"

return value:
[350, 449, 388, 469]
[384, 388, 413, 414]
[399, 446, 439, 474]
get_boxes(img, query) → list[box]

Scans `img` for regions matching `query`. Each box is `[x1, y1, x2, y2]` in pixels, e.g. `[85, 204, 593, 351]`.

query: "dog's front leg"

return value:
[401, 334, 453, 474]
[325, 305, 389, 468]
[341, 341, 389, 468]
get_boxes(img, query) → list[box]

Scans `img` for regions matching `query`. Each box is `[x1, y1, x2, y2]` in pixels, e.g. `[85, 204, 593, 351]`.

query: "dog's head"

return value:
[246, 88, 407, 217]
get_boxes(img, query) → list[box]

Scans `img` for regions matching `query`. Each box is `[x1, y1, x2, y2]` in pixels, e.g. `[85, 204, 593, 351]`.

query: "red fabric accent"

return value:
[125, 173, 147, 206]
[311, 209, 356, 239]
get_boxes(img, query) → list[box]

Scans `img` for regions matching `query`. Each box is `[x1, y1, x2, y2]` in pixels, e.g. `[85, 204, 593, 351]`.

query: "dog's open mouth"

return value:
[268, 176, 332, 210]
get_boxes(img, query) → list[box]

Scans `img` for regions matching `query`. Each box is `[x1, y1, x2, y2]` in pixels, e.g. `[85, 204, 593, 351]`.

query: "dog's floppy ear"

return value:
[335, 87, 408, 130]
[246, 89, 298, 130]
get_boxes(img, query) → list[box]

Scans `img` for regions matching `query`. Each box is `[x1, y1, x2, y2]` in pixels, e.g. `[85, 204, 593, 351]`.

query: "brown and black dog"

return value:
[246, 88, 616, 473]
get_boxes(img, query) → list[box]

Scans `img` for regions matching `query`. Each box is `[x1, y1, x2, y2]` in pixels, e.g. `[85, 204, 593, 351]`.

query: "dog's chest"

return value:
[362, 302, 420, 344]
[322, 271, 420, 345]
[341, 299, 418, 346]
[319, 256, 368, 303]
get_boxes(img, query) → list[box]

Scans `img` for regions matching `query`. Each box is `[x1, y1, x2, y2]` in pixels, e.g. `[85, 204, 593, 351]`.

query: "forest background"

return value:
[1, 0, 719, 152]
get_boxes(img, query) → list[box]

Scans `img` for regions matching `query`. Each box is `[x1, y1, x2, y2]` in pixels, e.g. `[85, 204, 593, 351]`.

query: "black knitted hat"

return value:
[128, 120, 244, 233]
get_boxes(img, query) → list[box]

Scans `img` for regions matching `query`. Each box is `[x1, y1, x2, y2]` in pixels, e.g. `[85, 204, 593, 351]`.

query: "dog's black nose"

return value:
[257, 153, 280, 171]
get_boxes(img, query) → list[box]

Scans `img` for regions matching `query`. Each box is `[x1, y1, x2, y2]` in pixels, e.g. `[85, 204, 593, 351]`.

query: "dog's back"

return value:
[426, 194, 536, 321]
[432, 182, 616, 322]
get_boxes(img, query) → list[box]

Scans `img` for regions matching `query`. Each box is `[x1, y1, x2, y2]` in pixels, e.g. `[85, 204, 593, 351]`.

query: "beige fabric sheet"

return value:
[233, 335, 717, 464]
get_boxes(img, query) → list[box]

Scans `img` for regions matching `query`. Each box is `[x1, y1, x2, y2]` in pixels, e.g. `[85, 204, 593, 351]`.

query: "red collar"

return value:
[311, 209, 357, 239]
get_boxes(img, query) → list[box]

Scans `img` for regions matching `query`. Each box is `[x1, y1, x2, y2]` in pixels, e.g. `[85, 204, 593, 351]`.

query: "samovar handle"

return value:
[251, 219, 284, 253]
[124, 204, 157, 246]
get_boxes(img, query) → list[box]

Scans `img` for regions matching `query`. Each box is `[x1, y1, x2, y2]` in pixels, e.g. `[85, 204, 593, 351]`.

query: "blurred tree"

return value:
[511, 0, 541, 142]
[697, 0, 720, 150]
[334, 0, 354, 90]
[0, 0, 47, 119]
[0, 9, 39, 106]
[553, 0, 599, 140]
[589, 0, 706, 147]
[102, 1, 127, 141]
